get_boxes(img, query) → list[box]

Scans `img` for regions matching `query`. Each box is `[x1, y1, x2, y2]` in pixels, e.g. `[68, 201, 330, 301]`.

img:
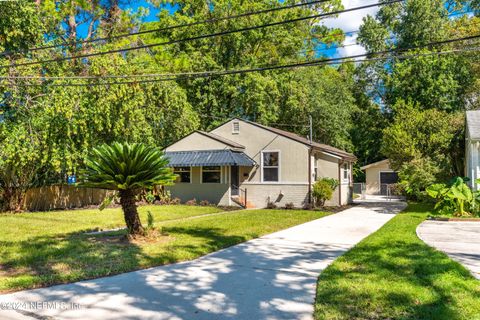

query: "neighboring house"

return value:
[164, 118, 356, 208]
[466, 110, 480, 189]
[360, 159, 399, 195]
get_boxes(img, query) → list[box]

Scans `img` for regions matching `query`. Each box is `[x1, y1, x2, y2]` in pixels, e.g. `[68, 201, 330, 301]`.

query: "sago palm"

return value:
[80, 142, 176, 235]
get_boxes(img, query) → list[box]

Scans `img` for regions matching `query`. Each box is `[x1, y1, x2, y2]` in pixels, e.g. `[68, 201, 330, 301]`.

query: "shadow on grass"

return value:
[0, 225, 247, 293]
[314, 208, 480, 320]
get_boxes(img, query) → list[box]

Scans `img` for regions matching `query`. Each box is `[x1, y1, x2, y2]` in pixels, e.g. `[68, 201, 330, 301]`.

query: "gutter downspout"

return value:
[338, 160, 344, 206]
[308, 115, 313, 206]
[308, 147, 312, 206]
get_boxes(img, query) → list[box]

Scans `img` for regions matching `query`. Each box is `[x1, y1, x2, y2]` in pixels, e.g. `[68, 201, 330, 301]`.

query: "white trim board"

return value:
[260, 150, 281, 183]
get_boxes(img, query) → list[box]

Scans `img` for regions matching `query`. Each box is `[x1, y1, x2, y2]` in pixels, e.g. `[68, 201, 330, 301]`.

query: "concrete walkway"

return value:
[0, 201, 406, 320]
[417, 220, 480, 280]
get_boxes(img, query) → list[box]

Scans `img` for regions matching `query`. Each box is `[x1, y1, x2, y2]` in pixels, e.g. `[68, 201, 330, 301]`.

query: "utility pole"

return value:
[309, 115, 313, 144]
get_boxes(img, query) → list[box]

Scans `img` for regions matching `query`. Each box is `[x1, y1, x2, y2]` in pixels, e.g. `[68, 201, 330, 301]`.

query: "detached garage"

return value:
[360, 159, 399, 195]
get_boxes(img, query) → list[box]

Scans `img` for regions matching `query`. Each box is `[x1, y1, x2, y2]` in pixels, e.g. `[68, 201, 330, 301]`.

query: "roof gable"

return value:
[196, 131, 245, 149]
[230, 118, 356, 161]
[164, 130, 244, 151]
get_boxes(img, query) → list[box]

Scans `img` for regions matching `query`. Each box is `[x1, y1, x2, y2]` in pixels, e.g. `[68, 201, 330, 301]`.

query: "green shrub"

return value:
[146, 211, 155, 230]
[312, 179, 334, 207]
[145, 191, 156, 204]
[398, 157, 440, 200]
[321, 177, 339, 190]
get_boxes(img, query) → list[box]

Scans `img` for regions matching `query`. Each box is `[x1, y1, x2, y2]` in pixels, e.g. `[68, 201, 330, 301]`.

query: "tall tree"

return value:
[357, 0, 475, 112]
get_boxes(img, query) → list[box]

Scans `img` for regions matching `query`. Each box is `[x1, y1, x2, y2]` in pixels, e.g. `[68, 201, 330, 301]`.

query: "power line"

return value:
[2, 33, 479, 82]
[0, 0, 333, 58]
[3, 34, 479, 87]
[0, 0, 403, 70]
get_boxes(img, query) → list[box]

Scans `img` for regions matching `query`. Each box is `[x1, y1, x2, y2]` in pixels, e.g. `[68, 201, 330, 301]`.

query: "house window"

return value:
[232, 121, 240, 134]
[174, 167, 191, 183]
[202, 166, 222, 183]
[343, 163, 349, 182]
[262, 151, 279, 182]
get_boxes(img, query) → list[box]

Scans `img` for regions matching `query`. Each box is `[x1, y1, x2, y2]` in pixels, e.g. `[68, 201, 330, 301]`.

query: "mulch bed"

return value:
[318, 203, 359, 213]
[428, 217, 480, 222]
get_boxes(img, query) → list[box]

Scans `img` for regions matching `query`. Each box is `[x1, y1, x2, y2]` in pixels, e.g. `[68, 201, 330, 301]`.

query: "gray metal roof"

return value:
[165, 150, 256, 167]
[467, 110, 480, 140]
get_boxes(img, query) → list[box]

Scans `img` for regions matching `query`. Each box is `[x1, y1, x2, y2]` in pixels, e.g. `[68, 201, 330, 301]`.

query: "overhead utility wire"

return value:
[3, 33, 479, 81]
[3, 34, 480, 87]
[7, 46, 480, 87]
[0, 0, 333, 57]
[0, 0, 403, 69]
[4, 47, 479, 87]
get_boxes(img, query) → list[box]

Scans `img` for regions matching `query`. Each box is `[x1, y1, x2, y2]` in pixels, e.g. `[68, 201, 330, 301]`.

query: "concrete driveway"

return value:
[417, 220, 480, 280]
[0, 201, 406, 320]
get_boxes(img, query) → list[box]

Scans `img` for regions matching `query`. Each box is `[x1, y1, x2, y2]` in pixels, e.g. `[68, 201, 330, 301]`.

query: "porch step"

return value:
[231, 196, 256, 209]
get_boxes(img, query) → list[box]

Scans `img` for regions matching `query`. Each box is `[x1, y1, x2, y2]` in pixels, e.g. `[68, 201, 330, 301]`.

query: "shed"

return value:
[360, 159, 398, 195]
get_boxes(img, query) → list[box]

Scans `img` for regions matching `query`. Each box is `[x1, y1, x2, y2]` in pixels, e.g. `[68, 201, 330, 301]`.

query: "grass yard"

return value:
[314, 203, 480, 320]
[0, 205, 328, 293]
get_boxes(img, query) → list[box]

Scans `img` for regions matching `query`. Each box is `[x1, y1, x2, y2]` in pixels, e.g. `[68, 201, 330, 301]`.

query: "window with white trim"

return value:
[202, 166, 222, 183]
[262, 151, 279, 182]
[232, 121, 240, 134]
[343, 163, 350, 182]
[174, 167, 191, 183]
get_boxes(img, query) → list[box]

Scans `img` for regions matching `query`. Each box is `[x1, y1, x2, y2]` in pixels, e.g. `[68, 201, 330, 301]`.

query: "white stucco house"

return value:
[466, 110, 480, 189]
[163, 118, 356, 208]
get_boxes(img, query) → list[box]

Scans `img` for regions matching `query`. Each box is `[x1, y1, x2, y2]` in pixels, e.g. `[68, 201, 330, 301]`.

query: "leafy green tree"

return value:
[0, 2, 44, 53]
[0, 124, 42, 211]
[357, 0, 475, 112]
[382, 100, 463, 175]
[148, 0, 344, 125]
[80, 142, 176, 235]
[277, 66, 358, 151]
[398, 157, 441, 199]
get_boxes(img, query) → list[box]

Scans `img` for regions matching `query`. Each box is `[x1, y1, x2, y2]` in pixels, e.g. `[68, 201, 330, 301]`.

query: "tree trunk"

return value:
[119, 189, 144, 235]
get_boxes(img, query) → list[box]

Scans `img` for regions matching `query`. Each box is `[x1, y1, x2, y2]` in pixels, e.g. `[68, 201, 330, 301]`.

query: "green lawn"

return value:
[314, 203, 480, 320]
[0, 205, 328, 293]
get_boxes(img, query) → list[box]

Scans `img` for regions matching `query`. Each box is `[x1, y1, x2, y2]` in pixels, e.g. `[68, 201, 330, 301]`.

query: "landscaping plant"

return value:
[80, 142, 176, 236]
[426, 177, 476, 217]
[312, 178, 337, 207]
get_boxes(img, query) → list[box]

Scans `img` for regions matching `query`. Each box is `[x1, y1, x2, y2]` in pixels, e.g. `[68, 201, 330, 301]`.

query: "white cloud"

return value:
[320, 0, 380, 57]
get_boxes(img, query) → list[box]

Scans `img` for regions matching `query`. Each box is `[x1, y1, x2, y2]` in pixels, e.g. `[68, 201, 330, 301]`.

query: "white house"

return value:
[466, 110, 480, 189]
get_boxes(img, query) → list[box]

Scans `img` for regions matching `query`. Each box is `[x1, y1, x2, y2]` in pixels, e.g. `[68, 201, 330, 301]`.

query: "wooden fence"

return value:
[24, 185, 111, 212]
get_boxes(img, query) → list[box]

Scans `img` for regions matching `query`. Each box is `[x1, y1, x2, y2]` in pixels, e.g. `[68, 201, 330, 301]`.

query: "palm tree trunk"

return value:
[119, 189, 144, 235]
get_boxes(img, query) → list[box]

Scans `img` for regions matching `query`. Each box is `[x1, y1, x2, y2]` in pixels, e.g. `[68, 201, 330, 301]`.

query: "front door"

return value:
[231, 166, 239, 196]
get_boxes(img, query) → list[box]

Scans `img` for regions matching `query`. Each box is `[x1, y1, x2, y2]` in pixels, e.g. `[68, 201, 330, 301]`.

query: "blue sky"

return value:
[120, 1, 178, 22]
[116, 0, 377, 58]
[78, 1, 472, 59]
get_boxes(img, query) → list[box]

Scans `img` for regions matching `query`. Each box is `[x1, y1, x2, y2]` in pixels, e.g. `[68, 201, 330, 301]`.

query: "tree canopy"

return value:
[0, 0, 479, 207]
